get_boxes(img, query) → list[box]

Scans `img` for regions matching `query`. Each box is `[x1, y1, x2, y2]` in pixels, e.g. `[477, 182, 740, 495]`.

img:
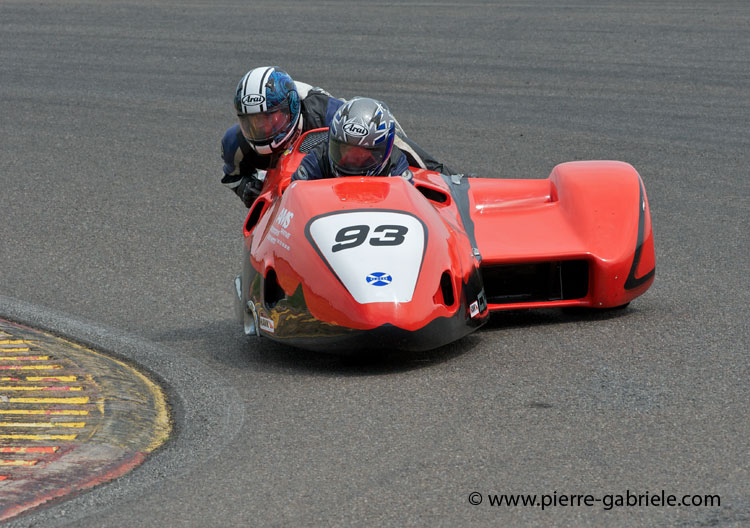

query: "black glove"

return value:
[236, 174, 264, 207]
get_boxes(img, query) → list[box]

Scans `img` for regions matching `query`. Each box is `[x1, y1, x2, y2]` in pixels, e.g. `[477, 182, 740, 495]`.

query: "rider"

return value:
[221, 66, 344, 206]
[291, 97, 413, 182]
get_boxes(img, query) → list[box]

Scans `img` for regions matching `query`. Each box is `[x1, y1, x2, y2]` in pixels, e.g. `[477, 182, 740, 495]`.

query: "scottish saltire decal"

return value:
[366, 272, 392, 286]
[306, 210, 427, 304]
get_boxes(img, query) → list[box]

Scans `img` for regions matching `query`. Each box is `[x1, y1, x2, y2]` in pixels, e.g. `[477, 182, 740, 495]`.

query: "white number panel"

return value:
[307, 211, 426, 304]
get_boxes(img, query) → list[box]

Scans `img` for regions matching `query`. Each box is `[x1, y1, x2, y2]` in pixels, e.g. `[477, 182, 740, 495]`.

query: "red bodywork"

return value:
[236, 129, 655, 351]
[468, 161, 656, 310]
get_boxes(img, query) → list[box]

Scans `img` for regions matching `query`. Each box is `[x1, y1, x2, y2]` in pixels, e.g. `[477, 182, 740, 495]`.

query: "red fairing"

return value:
[252, 178, 480, 331]
[236, 129, 655, 351]
[468, 161, 655, 310]
[242, 133, 485, 335]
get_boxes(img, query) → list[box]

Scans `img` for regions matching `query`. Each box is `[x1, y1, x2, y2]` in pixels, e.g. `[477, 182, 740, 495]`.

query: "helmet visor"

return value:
[238, 101, 292, 142]
[329, 139, 387, 176]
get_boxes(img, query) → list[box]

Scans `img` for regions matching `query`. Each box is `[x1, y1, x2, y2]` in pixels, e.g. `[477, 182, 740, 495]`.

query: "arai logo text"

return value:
[242, 94, 265, 106]
[343, 121, 368, 137]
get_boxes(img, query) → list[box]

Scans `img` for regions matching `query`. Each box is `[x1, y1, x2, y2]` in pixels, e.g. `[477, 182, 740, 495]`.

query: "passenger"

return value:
[291, 97, 414, 182]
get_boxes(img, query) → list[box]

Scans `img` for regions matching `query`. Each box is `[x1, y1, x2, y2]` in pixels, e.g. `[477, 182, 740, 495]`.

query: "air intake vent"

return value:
[245, 200, 266, 233]
[298, 130, 328, 153]
[481, 260, 588, 304]
[263, 269, 286, 309]
[440, 272, 455, 306]
[417, 185, 449, 204]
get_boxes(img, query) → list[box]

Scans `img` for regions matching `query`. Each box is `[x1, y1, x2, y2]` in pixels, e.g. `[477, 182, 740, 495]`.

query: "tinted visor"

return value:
[329, 139, 387, 176]
[238, 100, 292, 142]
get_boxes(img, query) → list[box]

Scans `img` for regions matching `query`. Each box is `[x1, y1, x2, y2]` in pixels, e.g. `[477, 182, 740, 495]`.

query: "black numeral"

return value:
[331, 224, 408, 252]
[332, 225, 369, 252]
[369, 225, 408, 246]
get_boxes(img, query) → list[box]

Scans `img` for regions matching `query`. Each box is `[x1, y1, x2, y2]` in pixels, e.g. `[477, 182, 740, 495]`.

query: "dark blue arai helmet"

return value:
[328, 97, 396, 177]
[234, 67, 301, 155]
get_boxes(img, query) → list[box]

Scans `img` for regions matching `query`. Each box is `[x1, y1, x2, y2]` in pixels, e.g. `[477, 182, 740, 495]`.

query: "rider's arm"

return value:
[291, 151, 326, 181]
[220, 125, 244, 190]
[221, 125, 265, 206]
[390, 150, 415, 185]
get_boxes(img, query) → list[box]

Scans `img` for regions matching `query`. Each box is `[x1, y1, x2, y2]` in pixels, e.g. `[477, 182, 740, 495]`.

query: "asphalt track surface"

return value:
[0, 1, 747, 526]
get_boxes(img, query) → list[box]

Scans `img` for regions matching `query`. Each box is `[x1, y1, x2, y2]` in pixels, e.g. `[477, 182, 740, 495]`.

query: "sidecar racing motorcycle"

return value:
[234, 129, 655, 352]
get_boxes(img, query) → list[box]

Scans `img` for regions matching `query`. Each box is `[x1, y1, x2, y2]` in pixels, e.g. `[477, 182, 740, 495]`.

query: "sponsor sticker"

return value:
[259, 316, 275, 333]
[266, 233, 292, 251]
[477, 289, 487, 312]
[266, 208, 294, 251]
[275, 207, 294, 229]
[469, 301, 480, 318]
[266, 232, 291, 251]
